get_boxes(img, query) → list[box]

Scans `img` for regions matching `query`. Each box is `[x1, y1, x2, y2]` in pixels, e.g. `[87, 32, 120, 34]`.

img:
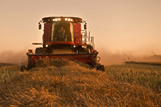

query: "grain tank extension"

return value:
[25, 16, 104, 71]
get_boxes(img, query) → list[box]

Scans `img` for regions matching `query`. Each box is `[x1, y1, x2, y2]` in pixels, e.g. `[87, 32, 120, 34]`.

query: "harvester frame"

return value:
[22, 16, 104, 71]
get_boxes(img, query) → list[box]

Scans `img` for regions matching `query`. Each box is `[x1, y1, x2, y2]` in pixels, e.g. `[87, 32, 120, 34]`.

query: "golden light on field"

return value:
[0, 60, 161, 106]
[0, 0, 161, 55]
[1, 1, 161, 106]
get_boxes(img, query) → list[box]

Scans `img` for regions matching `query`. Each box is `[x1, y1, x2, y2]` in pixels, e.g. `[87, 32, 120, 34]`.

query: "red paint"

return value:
[46, 41, 75, 45]
[29, 54, 96, 65]
[73, 23, 82, 44]
[43, 23, 52, 45]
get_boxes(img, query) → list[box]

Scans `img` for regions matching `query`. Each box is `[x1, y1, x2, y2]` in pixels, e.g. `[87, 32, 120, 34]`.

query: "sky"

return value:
[0, 0, 161, 56]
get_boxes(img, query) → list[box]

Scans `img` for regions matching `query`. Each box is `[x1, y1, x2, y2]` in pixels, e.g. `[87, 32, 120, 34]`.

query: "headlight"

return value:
[53, 18, 61, 21]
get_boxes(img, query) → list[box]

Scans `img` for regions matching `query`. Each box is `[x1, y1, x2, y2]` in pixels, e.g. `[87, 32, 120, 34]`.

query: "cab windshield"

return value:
[51, 21, 73, 42]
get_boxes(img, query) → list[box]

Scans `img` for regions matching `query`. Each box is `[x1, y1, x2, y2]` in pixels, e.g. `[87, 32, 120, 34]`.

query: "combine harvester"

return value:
[24, 16, 104, 71]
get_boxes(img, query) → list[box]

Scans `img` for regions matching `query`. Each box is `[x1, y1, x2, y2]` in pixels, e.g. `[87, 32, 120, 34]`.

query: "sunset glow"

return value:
[0, 0, 161, 55]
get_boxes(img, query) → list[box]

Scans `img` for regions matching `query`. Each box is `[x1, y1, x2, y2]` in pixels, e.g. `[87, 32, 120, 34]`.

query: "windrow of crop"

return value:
[0, 61, 160, 106]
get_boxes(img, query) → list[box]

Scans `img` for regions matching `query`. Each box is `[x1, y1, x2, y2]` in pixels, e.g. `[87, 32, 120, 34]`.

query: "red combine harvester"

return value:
[25, 16, 104, 71]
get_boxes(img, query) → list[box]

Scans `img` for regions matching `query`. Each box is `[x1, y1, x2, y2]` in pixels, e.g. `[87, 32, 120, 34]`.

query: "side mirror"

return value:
[84, 23, 87, 30]
[39, 23, 41, 30]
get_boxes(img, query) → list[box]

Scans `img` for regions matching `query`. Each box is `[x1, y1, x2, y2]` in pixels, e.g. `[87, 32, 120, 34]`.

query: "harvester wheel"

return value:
[35, 48, 42, 54]
[20, 64, 26, 72]
[96, 63, 105, 71]
[78, 48, 89, 54]
[35, 48, 46, 54]
[27, 56, 34, 70]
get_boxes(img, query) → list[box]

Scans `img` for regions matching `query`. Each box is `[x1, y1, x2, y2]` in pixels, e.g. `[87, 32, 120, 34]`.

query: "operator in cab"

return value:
[57, 26, 67, 41]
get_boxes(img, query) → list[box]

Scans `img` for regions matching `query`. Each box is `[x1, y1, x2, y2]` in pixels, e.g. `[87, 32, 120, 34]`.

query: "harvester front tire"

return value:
[78, 48, 89, 54]
[27, 56, 34, 70]
[96, 64, 105, 72]
[35, 48, 42, 54]
[20, 65, 26, 72]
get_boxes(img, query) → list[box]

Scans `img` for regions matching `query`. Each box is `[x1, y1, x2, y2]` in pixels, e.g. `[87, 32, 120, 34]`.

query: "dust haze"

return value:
[0, 50, 27, 65]
[0, 49, 161, 66]
[0, 49, 125, 66]
[99, 48, 161, 65]
[99, 50, 124, 65]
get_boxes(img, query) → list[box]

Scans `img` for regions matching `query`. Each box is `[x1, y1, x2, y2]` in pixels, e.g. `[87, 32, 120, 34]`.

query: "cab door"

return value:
[73, 23, 82, 44]
[43, 23, 52, 45]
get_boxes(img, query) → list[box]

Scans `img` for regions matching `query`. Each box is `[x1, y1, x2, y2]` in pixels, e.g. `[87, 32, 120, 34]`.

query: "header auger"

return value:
[21, 16, 104, 71]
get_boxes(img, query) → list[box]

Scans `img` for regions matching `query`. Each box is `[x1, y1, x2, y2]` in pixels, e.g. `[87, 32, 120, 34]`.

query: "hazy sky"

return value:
[0, 0, 161, 55]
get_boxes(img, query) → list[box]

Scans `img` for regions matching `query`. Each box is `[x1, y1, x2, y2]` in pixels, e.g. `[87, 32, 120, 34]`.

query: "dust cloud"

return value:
[98, 48, 161, 65]
[135, 55, 161, 63]
[0, 49, 161, 66]
[0, 50, 27, 65]
[99, 49, 124, 65]
[0, 49, 125, 66]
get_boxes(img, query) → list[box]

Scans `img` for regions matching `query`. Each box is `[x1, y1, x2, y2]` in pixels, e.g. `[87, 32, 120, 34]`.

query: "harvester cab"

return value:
[25, 16, 104, 71]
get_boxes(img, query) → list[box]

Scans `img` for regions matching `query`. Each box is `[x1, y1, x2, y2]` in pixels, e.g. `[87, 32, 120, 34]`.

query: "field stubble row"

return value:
[0, 61, 160, 106]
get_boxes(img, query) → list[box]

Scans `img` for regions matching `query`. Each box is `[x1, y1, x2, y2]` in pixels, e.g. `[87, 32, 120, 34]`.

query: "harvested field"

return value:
[0, 61, 160, 106]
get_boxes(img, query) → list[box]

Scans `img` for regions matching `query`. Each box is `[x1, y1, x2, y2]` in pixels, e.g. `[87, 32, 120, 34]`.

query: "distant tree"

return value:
[123, 52, 136, 62]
